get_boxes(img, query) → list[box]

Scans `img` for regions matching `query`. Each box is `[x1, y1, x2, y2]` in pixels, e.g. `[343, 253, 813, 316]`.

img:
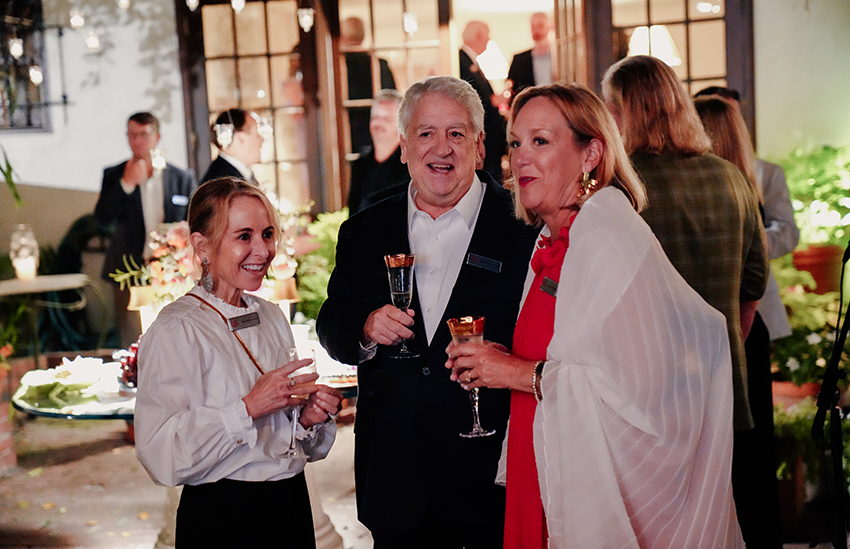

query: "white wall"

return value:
[0, 0, 187, 193]
[754, 0, 850, 159]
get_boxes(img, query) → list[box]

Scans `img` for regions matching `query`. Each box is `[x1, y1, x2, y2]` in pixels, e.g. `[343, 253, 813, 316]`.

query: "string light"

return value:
[29, 65, 43, 86]
[231, 0, 245, 14]
[186, 0, 199, 11]
[8, 38, 24, 60]
[85, 31, 101, 52]
[69, 8, 85, 29]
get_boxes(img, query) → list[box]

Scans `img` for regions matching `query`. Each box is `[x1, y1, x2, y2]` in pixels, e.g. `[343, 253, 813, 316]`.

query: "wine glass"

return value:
[279, 347, 316, 458]
[384, 254, 419, 359]
[447, 316, 495, 438]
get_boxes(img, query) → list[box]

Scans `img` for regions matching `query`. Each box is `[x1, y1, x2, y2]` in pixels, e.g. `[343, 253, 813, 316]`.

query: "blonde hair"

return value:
[188, 177, 281, 263]
[694, 96, 762, 203]
[507, 83, 647, 226]
[602, 55, 711, 156]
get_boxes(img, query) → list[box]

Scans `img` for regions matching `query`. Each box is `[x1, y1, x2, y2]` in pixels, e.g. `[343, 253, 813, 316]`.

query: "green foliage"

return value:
[295, 208, 348, 319]
[771, 256, 847, 386]
[0, 143, 23, 207]
[777, 146, 850, 247]
[109, 255, 150, 290]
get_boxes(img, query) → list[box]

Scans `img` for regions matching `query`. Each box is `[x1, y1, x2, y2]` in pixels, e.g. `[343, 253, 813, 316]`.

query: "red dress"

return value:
[504, 226, 570, 549]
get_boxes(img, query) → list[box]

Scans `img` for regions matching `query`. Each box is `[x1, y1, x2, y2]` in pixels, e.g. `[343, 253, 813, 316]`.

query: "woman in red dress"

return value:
[446, 84, 744, 548]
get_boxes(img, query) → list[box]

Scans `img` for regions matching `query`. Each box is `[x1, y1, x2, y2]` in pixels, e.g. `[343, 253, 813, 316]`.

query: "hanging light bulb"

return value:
[215, 123, 234, 149]
[117, 0, 131, 9]
[257, 117, 273, 140]
[29, 65, 44, 86]
[186, 0, 199, 11]
[8, 38, 24, 60]
[231, 0, 245, 14]
[85, 31, 101, 52]
[69, 8, 86, 29]
[403, 12, 418, 36]
[297, 8, 314, 32]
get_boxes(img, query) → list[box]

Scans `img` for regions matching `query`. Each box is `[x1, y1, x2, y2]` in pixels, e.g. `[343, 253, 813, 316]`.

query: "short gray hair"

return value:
[371, 89, 403, 115]
[397, 76, 485, 139]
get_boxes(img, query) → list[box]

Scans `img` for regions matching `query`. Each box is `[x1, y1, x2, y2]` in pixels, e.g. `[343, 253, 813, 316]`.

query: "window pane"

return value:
[406, 47, 440, 90]
[235, 2, 268, 56]
[274, 110, 307, 162]
[271, 54, 304, 108]
[373, 2, 405, 46]
[238, 57, 272, 110]
[401, 0, 439, 43]
[267, 0, 299, 54]
[206, 59, 238, 111]
[277, 161, 311, 208]
[689, 20, 725, 79]
[202, 4, 235, 58]
[253, 162, 277, 195]
[650, 0, 684, 23]
[666, 23, 687, 80]
[613, 0, 647, 29]
[689, 0, 725, 20]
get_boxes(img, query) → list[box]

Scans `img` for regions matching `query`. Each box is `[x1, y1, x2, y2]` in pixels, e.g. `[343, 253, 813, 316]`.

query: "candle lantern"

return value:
[10, 224, 39, 281]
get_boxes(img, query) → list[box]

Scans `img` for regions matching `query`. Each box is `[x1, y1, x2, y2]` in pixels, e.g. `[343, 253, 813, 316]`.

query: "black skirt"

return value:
[176, 472, 316, 548]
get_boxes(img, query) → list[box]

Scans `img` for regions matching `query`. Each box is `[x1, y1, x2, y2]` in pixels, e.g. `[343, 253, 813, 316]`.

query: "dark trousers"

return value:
[371, 497, 505, 549]
[176, 473, 315, 548]
[733, 313, 783, 548]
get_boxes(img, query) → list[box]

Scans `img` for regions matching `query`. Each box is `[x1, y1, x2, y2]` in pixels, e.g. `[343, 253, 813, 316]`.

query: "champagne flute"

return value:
[384, 254, 419, 359]
[447, 316, 495, 438]
[280, 347, 316, 458]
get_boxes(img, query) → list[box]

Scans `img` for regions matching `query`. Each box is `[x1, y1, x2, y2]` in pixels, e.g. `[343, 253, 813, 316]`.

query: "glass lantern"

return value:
[10, 224, 39, 281]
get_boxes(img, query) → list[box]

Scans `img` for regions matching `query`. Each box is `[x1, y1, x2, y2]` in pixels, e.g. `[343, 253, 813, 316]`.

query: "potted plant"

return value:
[778, 145, 850, 294]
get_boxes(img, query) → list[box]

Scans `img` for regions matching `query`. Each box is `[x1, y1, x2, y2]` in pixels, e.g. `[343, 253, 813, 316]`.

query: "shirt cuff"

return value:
[120, 178, 136, 194]
[221, 399, 257, 448]
[358, 339, 377, 363]
[295, 417, 332, 441]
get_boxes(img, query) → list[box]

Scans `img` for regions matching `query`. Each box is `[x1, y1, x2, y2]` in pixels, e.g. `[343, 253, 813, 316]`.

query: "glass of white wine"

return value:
[447, 316, 495, 438]
[279, 347, 316, 458]
[384, 254, 419, 359]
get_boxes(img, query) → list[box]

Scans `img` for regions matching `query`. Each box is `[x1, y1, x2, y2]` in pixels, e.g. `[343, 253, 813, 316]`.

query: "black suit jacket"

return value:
[200, 156, 248, 185]
[94, 161, 196, 281]
[317, 172, 538, 537]
[345, 52, 397, 154]
[459, 50, 507, 184]
[508, 49, 535, 97]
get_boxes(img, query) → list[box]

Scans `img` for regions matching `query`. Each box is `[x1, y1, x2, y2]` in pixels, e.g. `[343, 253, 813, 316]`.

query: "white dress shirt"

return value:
[218, 151, 257, 184]
[121, 170, 163, 259]
[408, 176, 485, 343]
[135, 285, 336, 487]
[532, 48, 553, 86]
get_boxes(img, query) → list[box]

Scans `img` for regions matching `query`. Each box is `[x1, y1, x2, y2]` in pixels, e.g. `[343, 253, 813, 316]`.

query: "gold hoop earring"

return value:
[580, 172, 598, 195]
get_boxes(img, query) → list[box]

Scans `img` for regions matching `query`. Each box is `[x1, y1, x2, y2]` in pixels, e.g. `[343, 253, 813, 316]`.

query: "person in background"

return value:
[135, 177, 342, 547]
[317, 76, 538, 548]
[507, 13, 554, 101]
[695, 94, 788, 549]
[460, 21, 507, 184]
[347, 89, 410, 216]
[342, 16, 397, 155]
[94, 111, 196, 349]
[201, 109, 265, 185]
[447, 83, 744, 548]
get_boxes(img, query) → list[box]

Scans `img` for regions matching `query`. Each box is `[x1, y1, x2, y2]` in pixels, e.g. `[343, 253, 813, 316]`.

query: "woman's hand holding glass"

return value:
[299, 385, 343, 428]
[241, 357, 320, 420]
[446, 340, 532, 392]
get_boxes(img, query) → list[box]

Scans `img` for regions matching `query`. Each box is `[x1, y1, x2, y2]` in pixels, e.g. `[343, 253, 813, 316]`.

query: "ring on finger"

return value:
[466, 373, 472, 383]
[289, 378, 296, 387]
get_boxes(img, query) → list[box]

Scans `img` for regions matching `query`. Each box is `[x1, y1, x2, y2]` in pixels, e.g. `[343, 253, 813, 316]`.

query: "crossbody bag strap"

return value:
[186, 293, 265, 375]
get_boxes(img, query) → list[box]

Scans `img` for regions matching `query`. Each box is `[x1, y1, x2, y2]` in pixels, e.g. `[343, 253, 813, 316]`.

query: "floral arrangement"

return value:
[110, 221, 195, 310]
[771, 256, 848, 387]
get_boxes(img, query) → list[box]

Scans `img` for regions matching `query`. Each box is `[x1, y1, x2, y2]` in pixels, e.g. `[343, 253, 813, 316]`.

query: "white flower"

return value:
[826, 331, 836, 342]
[816, 358, 827, 367]
[807, 333, 823, 345]
[787, 357, 801, 372]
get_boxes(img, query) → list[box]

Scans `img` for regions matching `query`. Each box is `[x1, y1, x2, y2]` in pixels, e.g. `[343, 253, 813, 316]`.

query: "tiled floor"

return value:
[0, 415, 844, 549]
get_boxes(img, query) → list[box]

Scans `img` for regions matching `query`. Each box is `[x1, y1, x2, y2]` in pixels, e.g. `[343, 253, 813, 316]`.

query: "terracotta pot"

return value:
[792, 244, 843, 294]
[772, 381, 821, 410]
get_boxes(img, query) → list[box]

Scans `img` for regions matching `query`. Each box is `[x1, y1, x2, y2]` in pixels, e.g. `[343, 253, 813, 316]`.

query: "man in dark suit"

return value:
[342, 16, 397, 155]
[201, 109, 265, 185]
[507, 13, 554, 101]
[459, 21, 507, 184]
[317, 76, 537, 548]
[94, 112, 196, 347]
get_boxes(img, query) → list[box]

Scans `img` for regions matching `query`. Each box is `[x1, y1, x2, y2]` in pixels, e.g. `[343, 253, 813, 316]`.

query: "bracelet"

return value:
[531, 360, 545, 402]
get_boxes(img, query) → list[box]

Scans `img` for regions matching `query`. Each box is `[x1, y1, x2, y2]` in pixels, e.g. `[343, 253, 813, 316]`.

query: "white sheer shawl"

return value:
[525, 187, 743, 548]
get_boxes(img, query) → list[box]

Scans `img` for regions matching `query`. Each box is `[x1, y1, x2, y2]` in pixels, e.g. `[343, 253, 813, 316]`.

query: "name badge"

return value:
[228, 312, 260, 332]
[172, 195, 189, 206]
[540, 277, 558, 297]
[466, 253, 502, 273]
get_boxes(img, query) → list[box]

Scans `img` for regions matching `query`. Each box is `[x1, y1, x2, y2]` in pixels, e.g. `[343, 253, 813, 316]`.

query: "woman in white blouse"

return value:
[135, 177, 342, 547]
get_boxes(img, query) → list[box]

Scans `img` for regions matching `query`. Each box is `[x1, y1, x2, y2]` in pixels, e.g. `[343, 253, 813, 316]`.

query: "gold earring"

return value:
[580, 172, 597, 195]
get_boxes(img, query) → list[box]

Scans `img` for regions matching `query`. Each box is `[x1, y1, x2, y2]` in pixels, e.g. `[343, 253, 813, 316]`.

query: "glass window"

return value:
[1, 0, 49, 131]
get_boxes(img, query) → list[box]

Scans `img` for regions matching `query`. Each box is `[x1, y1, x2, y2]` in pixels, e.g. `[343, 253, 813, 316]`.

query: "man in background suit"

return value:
[459, 21, 507, 184]
[201, 109, 265, 185]
[94, 112, 196, 348]
[507, 13, 554, 100]
[317, 76, 537, 548]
